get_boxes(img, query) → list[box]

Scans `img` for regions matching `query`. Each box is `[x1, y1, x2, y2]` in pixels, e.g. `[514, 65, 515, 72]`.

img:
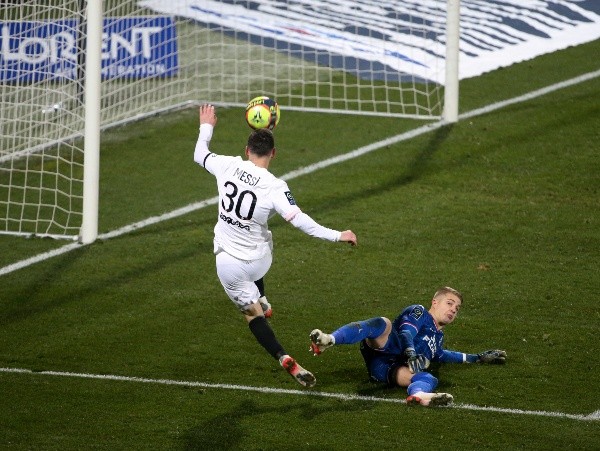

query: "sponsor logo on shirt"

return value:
[220, 213, 250, 231]
[285, 191, 296, 205]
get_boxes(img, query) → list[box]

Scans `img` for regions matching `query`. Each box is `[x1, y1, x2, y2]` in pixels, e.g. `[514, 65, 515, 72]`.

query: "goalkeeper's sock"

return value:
[407, 372, 438, 395]
[332, 317, 387, 345]
[248, 316, 285, 360]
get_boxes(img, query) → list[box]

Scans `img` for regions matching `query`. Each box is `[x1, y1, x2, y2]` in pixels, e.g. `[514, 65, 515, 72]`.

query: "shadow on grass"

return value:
[284, 123, 454, 217]
[179, 397, 375, 450]
[0, 217, 215, 327]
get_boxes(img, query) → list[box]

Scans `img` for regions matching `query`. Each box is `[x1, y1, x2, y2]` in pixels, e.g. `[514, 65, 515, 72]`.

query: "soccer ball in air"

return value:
[245, 96, 280, 130]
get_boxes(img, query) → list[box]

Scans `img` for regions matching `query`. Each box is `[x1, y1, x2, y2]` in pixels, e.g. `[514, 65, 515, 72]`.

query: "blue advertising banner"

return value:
[0, 16, 178, 82]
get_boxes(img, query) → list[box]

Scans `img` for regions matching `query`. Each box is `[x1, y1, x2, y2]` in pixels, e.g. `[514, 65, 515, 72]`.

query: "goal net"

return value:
[0, 0, 458, 241]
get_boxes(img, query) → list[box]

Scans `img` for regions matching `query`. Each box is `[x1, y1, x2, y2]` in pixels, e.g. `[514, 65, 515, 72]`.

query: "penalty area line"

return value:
[1, 366, 598, 423]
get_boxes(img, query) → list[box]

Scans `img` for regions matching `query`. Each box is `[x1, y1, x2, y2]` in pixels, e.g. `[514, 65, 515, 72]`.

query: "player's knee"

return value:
[241, 301, 263, 321]
[362, 316, 390, 339]
[370, 316, 390, 328]
[381, 317, 392, 332]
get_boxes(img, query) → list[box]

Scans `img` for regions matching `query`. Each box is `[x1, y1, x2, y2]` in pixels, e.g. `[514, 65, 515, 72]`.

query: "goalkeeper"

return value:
[309, 286, 506, 406]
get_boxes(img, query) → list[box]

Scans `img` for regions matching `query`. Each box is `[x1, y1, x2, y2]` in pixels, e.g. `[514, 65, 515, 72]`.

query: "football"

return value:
[245, 96, 280, 130]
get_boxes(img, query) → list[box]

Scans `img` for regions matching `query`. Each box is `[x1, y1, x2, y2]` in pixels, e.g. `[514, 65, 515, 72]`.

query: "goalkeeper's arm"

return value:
[398, 322, 429, 373]
[440, 349, 507, 364]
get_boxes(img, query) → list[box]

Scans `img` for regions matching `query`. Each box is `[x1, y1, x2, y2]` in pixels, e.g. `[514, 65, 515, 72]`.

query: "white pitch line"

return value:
[1, 366, 598, 422]
[460, 69, 600, 120]
[1, 68, 599, 279]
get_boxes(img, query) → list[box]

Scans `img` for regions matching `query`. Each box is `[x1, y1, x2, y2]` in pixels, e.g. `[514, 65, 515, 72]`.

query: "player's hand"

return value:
[199, 104, 217, 126]
[478, 349, 507, 364]
[340, 230, 357, 246]
[405, 347, 428, 373]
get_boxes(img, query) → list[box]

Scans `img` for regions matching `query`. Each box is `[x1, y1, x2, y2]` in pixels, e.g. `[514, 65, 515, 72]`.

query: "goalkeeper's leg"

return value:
[310, 317, 391, 355]
[405, 372, 453, 407]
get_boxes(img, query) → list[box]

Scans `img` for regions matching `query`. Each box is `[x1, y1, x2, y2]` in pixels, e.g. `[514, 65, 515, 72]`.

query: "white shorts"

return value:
[215, 249, 272, 310]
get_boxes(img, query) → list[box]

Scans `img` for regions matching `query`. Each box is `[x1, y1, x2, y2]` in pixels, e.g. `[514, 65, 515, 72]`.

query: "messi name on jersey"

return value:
[233, 168, 260, 186]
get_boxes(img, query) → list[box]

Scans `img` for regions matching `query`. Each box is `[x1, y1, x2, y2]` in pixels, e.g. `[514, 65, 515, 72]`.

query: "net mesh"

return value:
[1, 0, 448, 238]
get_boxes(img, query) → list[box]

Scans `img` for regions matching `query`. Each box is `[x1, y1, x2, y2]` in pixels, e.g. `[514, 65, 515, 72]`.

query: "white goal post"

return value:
[0, 0, 459, 243]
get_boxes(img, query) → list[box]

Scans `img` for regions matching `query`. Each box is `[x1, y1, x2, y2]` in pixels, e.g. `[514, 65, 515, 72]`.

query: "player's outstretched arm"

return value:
[194, 104, 218, 166]
[340, 230, 357, 246]
[288, 212, 357, 245]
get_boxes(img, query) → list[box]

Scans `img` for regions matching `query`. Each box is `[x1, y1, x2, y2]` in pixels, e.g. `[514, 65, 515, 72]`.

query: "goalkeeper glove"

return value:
[405, 347, 428, 373]
[478, 349, 507, 364]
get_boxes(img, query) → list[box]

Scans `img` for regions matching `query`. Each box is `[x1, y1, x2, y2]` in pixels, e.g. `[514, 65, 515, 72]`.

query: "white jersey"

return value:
[194, 124, 341, 261]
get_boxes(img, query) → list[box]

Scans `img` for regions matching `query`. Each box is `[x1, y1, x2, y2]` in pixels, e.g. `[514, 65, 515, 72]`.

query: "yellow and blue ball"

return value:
[245, 96, 280, 130]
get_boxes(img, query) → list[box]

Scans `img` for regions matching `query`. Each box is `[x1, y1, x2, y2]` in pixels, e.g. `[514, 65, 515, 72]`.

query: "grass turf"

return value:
[1, 40, 599, 449]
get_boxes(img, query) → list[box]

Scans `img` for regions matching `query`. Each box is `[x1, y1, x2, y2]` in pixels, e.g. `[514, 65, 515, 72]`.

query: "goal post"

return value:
[0, 0, 460, 243]
[80, 0, 102, 245]
[443, 0, 460, 123]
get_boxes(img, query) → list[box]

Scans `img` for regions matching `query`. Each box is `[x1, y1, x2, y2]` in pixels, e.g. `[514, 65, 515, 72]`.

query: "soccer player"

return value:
[194, 104, 357, 387]
[310, 286, 506, 405]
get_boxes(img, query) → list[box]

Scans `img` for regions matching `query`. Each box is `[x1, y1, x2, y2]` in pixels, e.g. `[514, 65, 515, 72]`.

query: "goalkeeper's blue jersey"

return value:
[378, 304, 474, 364]
[385, 304, 446, 363]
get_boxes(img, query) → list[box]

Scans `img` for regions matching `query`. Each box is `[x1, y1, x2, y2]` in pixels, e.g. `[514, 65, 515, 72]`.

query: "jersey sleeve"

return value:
[439, 350, 480, 363]
[270, 179, 301, 219]
[289, 212, 341, 242]
[193, 123, 214, 171]
[396, 305, 427, 351]
[269, 181, 341, 241]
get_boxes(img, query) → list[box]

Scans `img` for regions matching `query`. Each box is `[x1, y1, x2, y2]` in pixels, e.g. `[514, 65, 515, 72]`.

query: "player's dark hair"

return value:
[433, 286, 463, 303]
[247, 128, 275, 157]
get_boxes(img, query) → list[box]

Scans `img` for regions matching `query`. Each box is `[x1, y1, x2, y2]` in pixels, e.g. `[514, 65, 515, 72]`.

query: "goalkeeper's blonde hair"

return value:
[433, 286, 463, 303]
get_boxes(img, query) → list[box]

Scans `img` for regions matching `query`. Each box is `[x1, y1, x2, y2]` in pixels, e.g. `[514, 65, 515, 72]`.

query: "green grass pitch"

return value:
[1, 39, 599, 449]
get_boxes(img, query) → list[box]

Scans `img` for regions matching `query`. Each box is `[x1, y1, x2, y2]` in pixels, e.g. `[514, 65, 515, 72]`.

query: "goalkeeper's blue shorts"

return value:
[359, 339, 407, 387]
